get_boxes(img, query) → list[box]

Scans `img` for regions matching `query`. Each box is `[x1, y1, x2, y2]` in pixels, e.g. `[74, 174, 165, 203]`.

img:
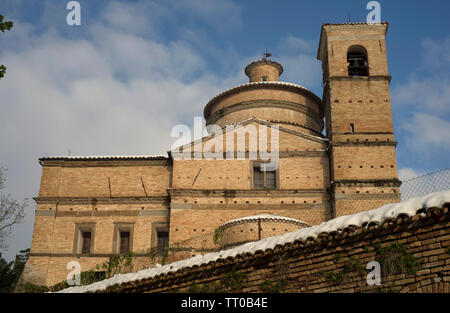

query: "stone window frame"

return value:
[151, 222, 169, 255]
[112, 222, 135, 254]
[73, 222, 96, 255]
[250, 160, 280, 190]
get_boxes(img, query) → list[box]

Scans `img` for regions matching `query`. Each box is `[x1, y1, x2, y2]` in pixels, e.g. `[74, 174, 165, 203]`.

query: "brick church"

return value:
[21, 22, 400, 286]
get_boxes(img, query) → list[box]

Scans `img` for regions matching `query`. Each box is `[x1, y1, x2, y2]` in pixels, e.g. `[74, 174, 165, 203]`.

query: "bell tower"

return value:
[317, 22, 400, 218]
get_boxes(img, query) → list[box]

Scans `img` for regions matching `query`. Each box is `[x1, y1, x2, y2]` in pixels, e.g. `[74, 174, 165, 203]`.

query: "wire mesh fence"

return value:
[166, 168, 450, 262]
[400, 168, 450, 202]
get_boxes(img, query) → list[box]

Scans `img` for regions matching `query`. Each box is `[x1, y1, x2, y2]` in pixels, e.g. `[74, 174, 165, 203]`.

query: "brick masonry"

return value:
[101, 205, 450, 293]
[21, 23, 403, 287]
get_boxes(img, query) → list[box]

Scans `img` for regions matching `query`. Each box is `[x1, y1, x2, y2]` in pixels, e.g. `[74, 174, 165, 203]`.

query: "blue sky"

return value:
[0, 0, 449, 260]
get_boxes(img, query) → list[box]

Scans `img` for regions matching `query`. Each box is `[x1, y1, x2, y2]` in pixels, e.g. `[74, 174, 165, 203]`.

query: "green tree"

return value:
[0, 249, 29, 293]
[0, 253, 14, 292]
[0, 14, 14, 79]
[0, 167, 28, 250]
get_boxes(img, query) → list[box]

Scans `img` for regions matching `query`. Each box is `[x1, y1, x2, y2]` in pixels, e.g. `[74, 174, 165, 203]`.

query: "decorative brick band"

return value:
[168, 188, 329, 198]
[174, 150, 328, 159]
[33, 209, 169, 217]
[327, 75, 392, 83]
[170, 203, 329, 211]
[207, 99, 323, 130]
[29, 253, 154, 258]
[333, 131, 394, 135]
[333, 179, 402, 187]
[203, 82, 323, 120]
[34, 196, 170, 205]
[331, 141, 398, 147]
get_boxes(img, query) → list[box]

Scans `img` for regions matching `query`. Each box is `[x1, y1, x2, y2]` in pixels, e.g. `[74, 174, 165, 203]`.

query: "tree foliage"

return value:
[0, 249, 30, 293]
[0, 14, 14, 79]
[0, 167, 28, 250]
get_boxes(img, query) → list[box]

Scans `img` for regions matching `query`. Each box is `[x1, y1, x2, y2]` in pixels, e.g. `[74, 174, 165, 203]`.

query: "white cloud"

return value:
[400, 112, 450, 151]
[392, 36, 450, 159]
[392, 78, 450, 114]
[277, 53, 322, 89]
[398, 168, 422, 181]
[279, 35, 316, 53]
[419, 37, 450, 72]
[0, 0, 246, 259]
[276, 35, 322, 91]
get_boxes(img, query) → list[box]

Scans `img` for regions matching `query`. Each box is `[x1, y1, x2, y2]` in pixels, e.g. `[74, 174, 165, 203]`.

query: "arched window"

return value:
[347, 45, 369, 76]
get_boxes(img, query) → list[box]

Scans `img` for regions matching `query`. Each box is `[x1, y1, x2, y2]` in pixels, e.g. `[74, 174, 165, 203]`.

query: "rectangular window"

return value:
[266, 170, 276, 189]
[262, 76, 268, 82]
[157, 231, 169, 254]
[113, 223, 134, 254]
[119, 231, 130, 254]
[254, 167, 264, 189]
[350, 123, 355, 133]
[81, 231, 91, 254]
[253, 164, 277, 189]
[74, 223, 95, 255]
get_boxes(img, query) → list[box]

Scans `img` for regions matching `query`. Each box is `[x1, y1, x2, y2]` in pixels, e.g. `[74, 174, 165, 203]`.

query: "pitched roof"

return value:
[39, 155, 168, 161]
[58, 189, 450, 293]
[170, 117, 328, 153]
[322, 22, 389, 26]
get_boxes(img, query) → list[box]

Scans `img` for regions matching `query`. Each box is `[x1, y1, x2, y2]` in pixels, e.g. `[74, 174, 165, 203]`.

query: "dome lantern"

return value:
[244, 57, 283, 83]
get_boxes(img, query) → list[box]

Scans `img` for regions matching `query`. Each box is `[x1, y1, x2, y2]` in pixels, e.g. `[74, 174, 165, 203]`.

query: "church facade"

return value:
[21, 22, 400, 286]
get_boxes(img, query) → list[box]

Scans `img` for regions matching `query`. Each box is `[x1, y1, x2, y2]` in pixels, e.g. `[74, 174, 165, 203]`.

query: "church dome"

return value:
[203, 58, 324, 136]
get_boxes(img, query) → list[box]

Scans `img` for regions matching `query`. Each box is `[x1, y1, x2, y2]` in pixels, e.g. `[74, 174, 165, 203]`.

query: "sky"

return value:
[0, 0, 449, 261]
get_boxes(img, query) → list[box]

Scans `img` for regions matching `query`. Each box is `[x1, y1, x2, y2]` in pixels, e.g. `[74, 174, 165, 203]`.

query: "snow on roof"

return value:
[58, 189, 450, 293]
[220, 214, 310, 228]
[40, 155, 168, 160]
[213, 81, 320, 102]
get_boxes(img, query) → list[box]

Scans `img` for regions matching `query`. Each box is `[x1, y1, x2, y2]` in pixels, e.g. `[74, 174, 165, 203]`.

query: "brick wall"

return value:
[246, 64, 280, 83]
[207, 87, 322, 131]
[318, 23, 400, 218]
[103, 205, 449, 293]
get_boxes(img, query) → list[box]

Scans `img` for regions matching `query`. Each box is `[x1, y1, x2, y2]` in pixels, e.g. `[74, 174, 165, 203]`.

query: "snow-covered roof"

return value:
[58, 189, 450, 293]
[203, 81, 323, 119]
[39, 155, 168, 161]
[220, 214, 310, 228]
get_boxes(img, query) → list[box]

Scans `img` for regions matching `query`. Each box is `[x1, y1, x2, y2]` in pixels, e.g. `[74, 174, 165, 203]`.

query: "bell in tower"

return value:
[347, 45, 369, 76]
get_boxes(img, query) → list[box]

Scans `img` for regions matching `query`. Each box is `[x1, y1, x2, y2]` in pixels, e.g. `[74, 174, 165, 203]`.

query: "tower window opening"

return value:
[347, 45, 369, 76]
[350, 123, 355, 133]
[262, 76, 268, 82]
